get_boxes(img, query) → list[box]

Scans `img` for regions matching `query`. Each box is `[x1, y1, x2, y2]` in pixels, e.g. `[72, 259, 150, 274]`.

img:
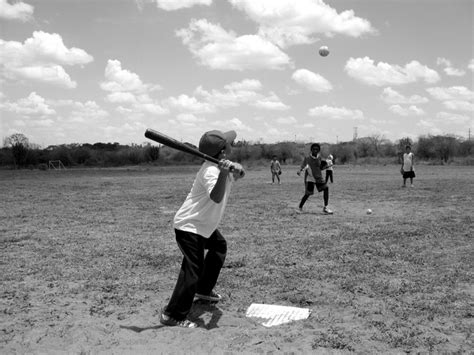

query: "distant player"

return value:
[270, 155, 282, 184]
[160, 130, 244, 328]
[297, 143, 333, 214]
[325, 154, 334, 184]
[401, 145, 415, 188]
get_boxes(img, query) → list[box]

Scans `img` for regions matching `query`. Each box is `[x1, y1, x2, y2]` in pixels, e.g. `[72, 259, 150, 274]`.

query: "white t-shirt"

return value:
[173, 162, 233, 238]
[403, 152, 414, 171]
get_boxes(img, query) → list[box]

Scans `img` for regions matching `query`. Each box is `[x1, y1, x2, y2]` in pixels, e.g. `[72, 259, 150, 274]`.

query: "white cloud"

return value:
[253, 93, 290, 111]
[210, 117, 253, 132]
[308, 105, 364, 120]
[389, 104, 425, 116]
[276, 116, 297, 124]
[195, 79, 289, 110]
[100, 60, 167, 115]
[417, 119, 442, 135]
[345, 57, 440, 86]
[228, 0, 374, 48]
[229, 117, 252, 131]
[380, 87, 428, 104]
[437, 57, 466, 77]
[0, 31, 93, 88]
[195, 79, 261, 108]
[139, 102, 170, 115]
[16, 65, 77, 88]
[436, 112, 471, 124]
[426, 86, 473, 101]
[68, 101, 109, 123]
[0, 92, 55, 116]
[292, 69, 332, 93]
[166, 94, 215, 113]
[224, 79, 262, 91]
[152, 0, 212, 11]
[176, 113, 206, 125]
[0, 0, 33, 22]
[468, 59, 474, 72]
[442, 100, 474, 112]
[444, 67, 466, 77]
[176, 19, 291, 70]
[427, 86, 473, 112]
[101, 60, 160, 93]
[105, 92, 137, 104]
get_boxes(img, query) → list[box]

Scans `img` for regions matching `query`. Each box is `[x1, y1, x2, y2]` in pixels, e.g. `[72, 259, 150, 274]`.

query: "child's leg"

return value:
[197, 229, 227, 295]
[325, 171, 329, 183]
[323, 187, 329, 207]
[299, 194, 310, 208]
[165, 230, 204, 320]
[299, 182, 314, 208]
[330, 171, 333, 183]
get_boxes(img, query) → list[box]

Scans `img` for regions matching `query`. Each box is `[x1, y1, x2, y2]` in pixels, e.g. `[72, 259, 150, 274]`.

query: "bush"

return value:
[332, 143, 357, 164]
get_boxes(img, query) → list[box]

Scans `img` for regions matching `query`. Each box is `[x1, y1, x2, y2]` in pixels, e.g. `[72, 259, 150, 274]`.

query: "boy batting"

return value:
[160, 130, 244, 328]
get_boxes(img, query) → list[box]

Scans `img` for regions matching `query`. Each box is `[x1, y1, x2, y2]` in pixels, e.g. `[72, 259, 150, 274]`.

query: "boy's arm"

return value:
[297, 157, 306, 175]
[210, 160, 232, 203]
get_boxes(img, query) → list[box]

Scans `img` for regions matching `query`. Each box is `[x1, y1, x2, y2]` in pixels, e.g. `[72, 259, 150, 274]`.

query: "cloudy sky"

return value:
[0, 0, 473, 147]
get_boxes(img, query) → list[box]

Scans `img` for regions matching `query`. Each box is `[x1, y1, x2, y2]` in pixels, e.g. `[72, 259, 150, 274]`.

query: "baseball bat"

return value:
[144, 128, 244, 176]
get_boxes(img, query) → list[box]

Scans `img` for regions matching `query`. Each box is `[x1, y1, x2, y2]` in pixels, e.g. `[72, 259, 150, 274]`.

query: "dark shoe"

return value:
[195, 290, 222, 302]
[160, 312, 197, 328]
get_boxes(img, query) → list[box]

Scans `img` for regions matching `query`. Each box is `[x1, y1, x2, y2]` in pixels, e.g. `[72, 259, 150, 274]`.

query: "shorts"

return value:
[305, 181, 328, 195]
[402, 171, 415, 179]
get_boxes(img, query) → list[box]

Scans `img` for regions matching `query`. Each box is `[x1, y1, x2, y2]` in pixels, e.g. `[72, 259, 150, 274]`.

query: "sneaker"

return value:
[323, 206, 333, 215]
[296, 206, 303, 213]
[160, 312, 197, 328]
[195, 291, 222, 302]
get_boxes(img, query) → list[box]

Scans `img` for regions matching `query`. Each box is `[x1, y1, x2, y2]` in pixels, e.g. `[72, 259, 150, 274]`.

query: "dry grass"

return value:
[1, 164, 472, 353]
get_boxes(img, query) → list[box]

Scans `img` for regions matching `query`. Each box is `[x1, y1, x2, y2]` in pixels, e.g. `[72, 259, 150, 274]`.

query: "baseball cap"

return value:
[199, 130, 237, 157]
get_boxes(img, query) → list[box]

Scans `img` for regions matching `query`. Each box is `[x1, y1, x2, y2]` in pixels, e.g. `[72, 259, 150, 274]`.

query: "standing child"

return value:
[160, 130, 244, 328]
[401, 145, 415, 187]
[325, 154, 334, 184]
[297, 143, 333, 214]
[270, 155, 282, 184]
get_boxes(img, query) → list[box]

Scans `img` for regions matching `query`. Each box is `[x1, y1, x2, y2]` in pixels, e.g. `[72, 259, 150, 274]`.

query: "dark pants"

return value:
[299, 181, 329, 208]
[272, 171, 280, 183]
[325, 170, 333, 183]
[164, 229, 227, 321]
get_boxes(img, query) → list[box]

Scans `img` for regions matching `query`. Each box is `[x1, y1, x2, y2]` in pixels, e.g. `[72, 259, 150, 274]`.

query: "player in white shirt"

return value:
[401, 145, 415, 188]
[161, 130, 244, 328]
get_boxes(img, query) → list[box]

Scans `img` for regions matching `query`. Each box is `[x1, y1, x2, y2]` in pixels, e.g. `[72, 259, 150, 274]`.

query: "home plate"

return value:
[245, 303, 311, 327]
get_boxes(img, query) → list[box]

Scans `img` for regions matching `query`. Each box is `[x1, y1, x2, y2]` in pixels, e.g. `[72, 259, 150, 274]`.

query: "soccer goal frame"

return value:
[48, 160, 66, 170]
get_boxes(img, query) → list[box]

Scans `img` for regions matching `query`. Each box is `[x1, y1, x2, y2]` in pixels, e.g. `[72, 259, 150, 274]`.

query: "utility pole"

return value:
[353, 127, 358, 141]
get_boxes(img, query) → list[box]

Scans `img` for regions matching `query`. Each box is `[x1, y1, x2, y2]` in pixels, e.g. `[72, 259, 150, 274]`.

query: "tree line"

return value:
[1, 132, 472, 169]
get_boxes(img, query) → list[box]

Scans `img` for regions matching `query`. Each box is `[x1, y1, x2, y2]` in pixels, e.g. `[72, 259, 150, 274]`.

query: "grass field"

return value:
[1, 164, 473, 353]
